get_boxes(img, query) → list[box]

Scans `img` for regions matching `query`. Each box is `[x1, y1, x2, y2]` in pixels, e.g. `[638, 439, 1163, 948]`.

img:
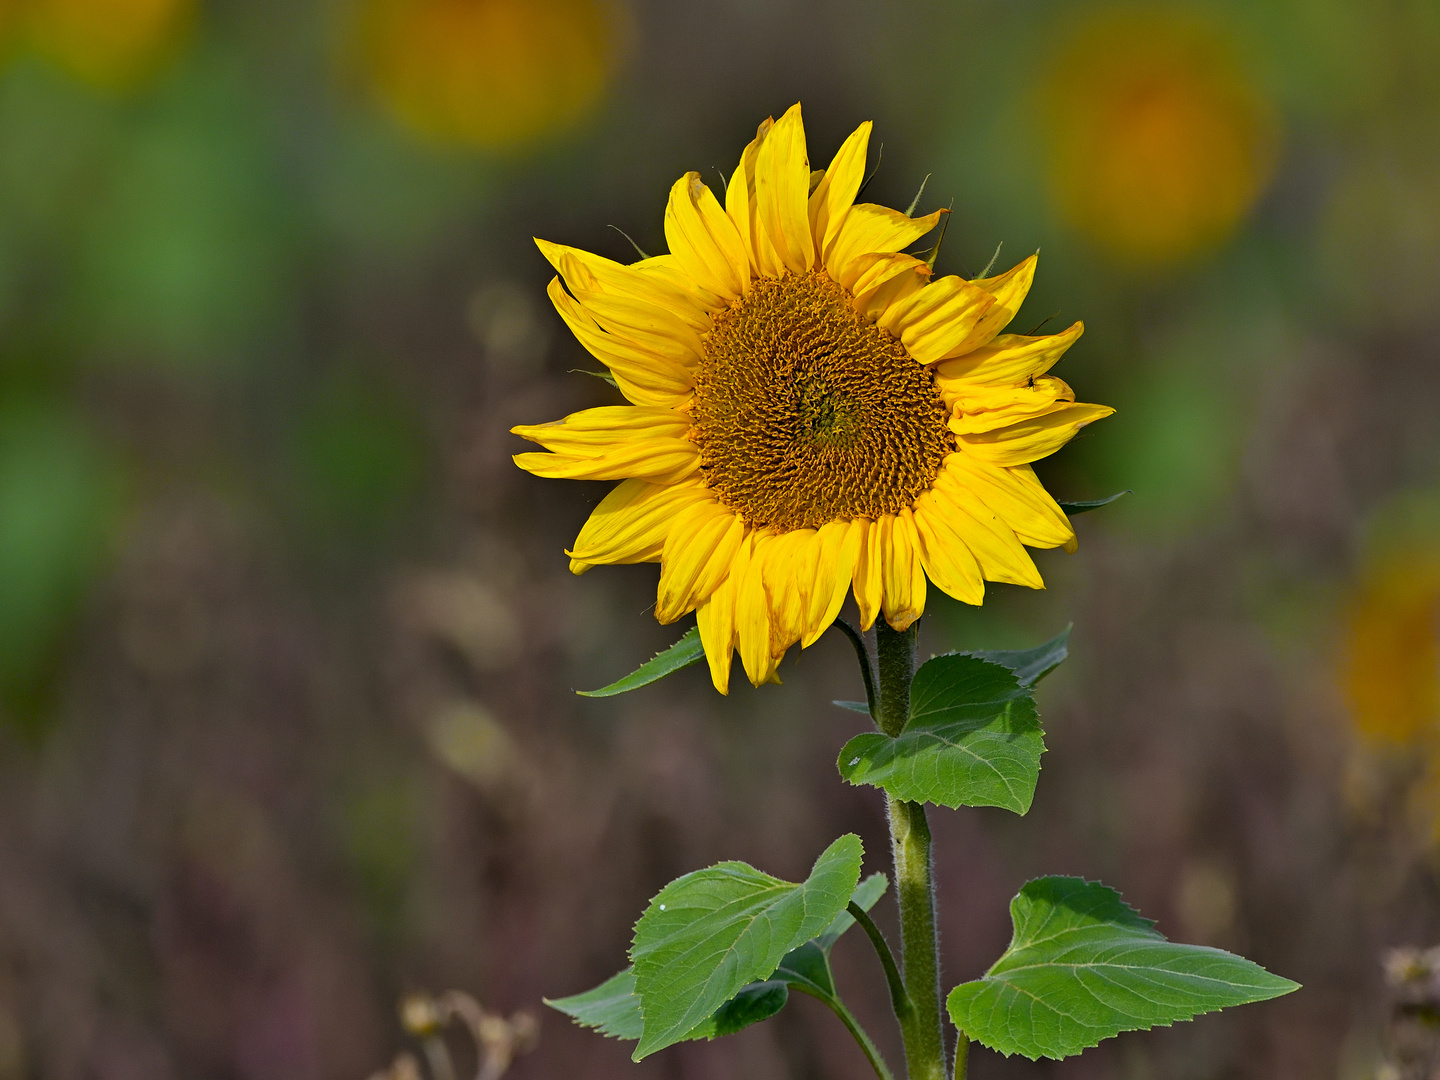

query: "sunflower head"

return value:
[514, 105, 1112, 692]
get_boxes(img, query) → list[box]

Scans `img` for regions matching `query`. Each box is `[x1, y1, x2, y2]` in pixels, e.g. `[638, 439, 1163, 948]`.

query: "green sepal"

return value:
[578, 626, 703, 697]
[546, 871, 887, 1049]
[571, 368, 620, 389]
[1058, 492, 1129, 515]
[947, 877, 1300, 1061]
[832, 700, 872, 715]
[838, 655, 1044, 813]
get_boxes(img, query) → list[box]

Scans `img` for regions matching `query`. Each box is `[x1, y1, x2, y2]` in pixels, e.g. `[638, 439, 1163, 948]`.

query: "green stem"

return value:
[873, 619, 914, 739]
[875, 620, 948, 1080]
[848, 901, 911, 1022]
[789, 984, 896, 1080]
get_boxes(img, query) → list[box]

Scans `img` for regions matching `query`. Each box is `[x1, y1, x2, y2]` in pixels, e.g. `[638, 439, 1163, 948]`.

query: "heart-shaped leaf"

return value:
[839, 655, 1043, 813]
[629, 834, 863, 1058]
[546, 872, 888, 1046]
[947, 877, 1300, 1060]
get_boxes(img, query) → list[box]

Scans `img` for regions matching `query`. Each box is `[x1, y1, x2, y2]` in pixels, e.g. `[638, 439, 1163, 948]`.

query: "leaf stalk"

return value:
[847, 901, 911, 1022]
[789, 983, 896, 1080]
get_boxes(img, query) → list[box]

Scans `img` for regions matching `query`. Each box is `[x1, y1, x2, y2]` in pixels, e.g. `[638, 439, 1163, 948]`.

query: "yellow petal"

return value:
[566, 479, 710, 570]
[513, 438, 698, 484]
[956, 402, 1115, 467]
[630, 253, 724, 313]
[761, 528, 815, 656]
[851, 518, 883, 631]
[656, 501, 744, 623]
[535, 238, 714, 332]
[825, 204, 945, 286]
[738, 532, 779, 686]
[881, 511, 927, 631]
[947, 376, 1077, 435]
[952, 254, 1038, 355]
[934, 322, 1084, 390]
[848, 252, 931, 321]
[802, 518, 863, 648]
[754, 103, 815, 274]
[876, 274, 997, 364]
[696, 531, 751, 695]
[510, 405, 688, 452]
[664, 172, 749, 301]
[726, 116, 786, 278]
[931, 470, 1044, 588]
[912, 492, 985, 605]
[569, 283, 705, 367]
[809, 120, 872, 268]
[942, 456, 1073, 549]
[546, 278, 692, 407]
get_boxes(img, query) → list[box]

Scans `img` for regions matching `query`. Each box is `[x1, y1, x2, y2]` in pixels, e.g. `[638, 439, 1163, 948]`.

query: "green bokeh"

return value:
[291, 368, 427, 537]
[0, 402, 123, 726]
[70, 50, 297, 369]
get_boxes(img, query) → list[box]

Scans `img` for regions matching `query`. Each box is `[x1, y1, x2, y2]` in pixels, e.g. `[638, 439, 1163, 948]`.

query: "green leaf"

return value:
[838, 656, 1043, 813]
[833, 699, 872, 715]
[578, 626, 704, 698]
[711, 982, 788, 1036]
[546, 970, 646, 1041]
[548, 872, 885, 1049]
[947, 877, 1300, 1061]
[813, 872, 888, 951]
[629, 834, 863, 1059]
[550, 973, 789, 1043]
[774, 941, 834, 997]
[964, 626, 1070, 686]
[1058, 492, 1129, 515]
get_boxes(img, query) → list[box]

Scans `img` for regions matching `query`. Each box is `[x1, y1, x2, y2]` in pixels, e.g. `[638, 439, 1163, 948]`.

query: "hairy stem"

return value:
[873, 619, 914, 738]
[953, 1031, 969, 1080]
[876, 620, 948, 1080]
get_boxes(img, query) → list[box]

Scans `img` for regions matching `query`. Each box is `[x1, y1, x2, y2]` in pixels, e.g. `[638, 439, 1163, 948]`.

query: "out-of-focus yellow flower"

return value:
[1342, 551, 1440, 745]
[1039, 8, 1278, 266]
[361, 0, 622, 151]
[25, 0, 194, 91]
[1340, 544, 1440, 844]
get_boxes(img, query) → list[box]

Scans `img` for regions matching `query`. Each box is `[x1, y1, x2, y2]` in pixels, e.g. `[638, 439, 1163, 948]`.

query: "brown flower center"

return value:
[690, 273, 954, 532]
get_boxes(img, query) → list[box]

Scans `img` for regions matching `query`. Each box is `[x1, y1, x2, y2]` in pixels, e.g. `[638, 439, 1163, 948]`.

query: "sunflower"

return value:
[513, 105, 1112, 693]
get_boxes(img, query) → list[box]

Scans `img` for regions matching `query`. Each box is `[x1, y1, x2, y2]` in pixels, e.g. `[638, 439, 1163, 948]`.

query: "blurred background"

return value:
[0, 0, 1437, 1077]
